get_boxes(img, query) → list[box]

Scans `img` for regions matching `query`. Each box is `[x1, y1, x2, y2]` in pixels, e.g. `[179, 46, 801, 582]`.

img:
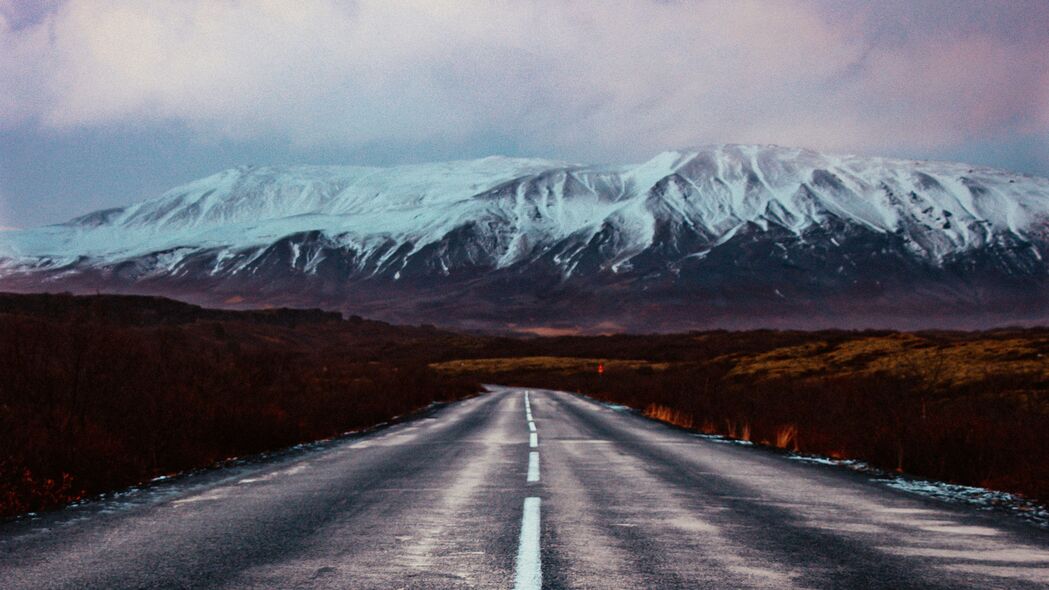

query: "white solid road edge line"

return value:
[527, 451, 540, 482]
[514, 497, 542, 590]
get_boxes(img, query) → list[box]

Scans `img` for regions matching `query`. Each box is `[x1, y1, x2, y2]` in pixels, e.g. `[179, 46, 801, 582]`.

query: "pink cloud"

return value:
[0, 0, 1045, 165]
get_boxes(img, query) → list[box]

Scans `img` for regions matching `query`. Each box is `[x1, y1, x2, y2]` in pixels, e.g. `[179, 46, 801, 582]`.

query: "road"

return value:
[2, 386, 1048, 589]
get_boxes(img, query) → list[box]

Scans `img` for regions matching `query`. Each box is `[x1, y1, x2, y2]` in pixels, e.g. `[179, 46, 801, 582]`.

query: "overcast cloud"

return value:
[1, 0, 1047, 226]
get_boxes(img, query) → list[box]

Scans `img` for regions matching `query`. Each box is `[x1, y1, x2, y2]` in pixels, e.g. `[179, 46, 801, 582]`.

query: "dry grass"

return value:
[0, 295, 480, 518]
[773, 424, 798, 450]
[6, 292, 1049, 513]
[722, 420, 751, 442]
[643, 404, 694, 429]
[728, 333, 1049, 393]
[432, 329, 1049, 503]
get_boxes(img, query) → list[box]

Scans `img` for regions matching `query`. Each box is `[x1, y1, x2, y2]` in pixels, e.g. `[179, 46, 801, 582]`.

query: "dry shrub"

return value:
[451, 326, 1049, 504]
[644, 404, 694, 429]
[774, 424, 798, 450]
[6, 292, 1049, 512]
[0, 295, 479, 518]
[723, 420, 751, 442]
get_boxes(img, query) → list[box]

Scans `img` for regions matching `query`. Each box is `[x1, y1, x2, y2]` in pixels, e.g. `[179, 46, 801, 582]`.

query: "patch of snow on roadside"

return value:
[693, 433, 755, 446]
[785, 453, 1049, 528]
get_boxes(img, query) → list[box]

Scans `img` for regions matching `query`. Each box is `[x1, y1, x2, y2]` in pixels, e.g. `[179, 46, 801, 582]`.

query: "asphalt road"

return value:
[2, 386, 1048, 589]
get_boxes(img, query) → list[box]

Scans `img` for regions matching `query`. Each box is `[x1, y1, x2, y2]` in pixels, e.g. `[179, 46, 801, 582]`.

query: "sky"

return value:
[1, 0, 1047, 228]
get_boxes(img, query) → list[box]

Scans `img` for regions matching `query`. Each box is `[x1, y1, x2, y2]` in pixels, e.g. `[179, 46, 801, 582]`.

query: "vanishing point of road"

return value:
[2, 387, 1048, 589]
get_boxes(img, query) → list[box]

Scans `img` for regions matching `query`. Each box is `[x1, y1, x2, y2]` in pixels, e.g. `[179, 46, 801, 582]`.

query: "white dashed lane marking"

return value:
[515, 391, 542, 587]
[513, 497, 542, 590]
[527, 451, 540, 483]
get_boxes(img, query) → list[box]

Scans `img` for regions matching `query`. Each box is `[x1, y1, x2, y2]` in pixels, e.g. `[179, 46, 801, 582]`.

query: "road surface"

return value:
[2, 386, 1048, 589]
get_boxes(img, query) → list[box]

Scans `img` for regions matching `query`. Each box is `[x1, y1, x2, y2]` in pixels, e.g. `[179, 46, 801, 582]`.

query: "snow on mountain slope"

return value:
[1, 156, 567, 260]
[1, 145, 1047, 330]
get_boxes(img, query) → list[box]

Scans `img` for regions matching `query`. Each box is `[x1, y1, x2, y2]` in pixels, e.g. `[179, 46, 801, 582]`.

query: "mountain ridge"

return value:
[2, 144, 1047, 332]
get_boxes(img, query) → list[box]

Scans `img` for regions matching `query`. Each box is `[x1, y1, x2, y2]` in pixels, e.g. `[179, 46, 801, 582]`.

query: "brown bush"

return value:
[4, 292, 1048, 516]
[0, 295, 478, 518]
[443, 329, 1049, 504]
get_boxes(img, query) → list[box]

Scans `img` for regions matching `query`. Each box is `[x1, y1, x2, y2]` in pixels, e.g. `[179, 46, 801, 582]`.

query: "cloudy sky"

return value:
[1, 0, 1047, 228]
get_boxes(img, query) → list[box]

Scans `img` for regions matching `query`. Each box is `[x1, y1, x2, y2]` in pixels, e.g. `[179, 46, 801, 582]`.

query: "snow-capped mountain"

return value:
[2, 145, 1048, 331]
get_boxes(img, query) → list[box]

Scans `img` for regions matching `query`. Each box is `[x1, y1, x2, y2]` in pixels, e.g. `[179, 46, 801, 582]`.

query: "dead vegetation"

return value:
[3, 292, 1048, 516]
[0, 293, 478, 518]
[440, 330, 1049, 504]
